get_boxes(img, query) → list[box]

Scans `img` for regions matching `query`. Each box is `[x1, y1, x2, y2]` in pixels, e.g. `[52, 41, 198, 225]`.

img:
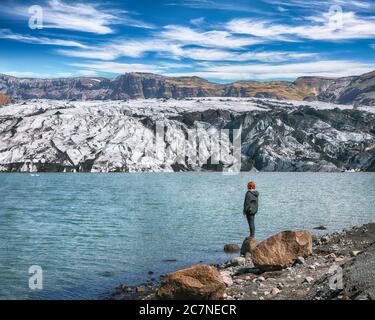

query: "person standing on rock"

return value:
[243, 181, 259, 238]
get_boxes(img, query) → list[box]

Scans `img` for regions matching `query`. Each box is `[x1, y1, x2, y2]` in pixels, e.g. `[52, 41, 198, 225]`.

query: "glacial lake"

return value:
[0, 172, 374, 300]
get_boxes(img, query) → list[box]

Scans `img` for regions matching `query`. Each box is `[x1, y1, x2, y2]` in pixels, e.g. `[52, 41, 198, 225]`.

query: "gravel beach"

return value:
[110, 222, 375, 300]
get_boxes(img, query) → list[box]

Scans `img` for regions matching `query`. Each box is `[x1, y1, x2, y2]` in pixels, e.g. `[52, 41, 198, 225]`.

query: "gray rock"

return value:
[220, 271, 233, 287]
[335, 257, 345, 262]
[308, 265, 316, 270]
[295, 256, 306, 265]
[277, 282, 284, 289]
[234, 278, 244, 284]
[303, 276, 314, 284]
[230, 257, 246, 267]
[271, 287, 281, 295]
[351, 250, 361, 257]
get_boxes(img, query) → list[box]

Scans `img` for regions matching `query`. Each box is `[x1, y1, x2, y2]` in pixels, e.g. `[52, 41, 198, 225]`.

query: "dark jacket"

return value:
[243, 190, 259, 215]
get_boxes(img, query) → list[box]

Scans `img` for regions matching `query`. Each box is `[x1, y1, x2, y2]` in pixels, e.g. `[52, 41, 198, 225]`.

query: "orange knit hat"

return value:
[247, 181, 256, 190]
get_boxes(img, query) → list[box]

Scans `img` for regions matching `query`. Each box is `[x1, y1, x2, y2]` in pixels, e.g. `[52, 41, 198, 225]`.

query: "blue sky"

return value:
[0, 0, 374, 82]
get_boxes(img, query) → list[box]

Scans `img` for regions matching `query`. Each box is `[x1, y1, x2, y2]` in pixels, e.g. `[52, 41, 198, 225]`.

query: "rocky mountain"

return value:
[0, 98, 374, 172]
[318, 71, 375, 105]
[0, 71, 374, 105]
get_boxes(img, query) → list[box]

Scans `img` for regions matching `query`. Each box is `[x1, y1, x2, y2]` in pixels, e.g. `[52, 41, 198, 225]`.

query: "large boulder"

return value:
[224, 243, 240, 253]
[252, 230, 313, 270]
[156, 264, 226, 300]
[241, 237, 259, 256]
[0, 93, 11, 106]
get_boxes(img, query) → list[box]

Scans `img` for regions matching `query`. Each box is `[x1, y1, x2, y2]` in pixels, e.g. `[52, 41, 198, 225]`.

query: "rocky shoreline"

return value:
[110, 222, 375, 300]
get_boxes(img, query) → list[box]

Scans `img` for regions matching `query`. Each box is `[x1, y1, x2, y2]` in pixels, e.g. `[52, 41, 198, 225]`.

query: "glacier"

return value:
[0, 97, 374, 172]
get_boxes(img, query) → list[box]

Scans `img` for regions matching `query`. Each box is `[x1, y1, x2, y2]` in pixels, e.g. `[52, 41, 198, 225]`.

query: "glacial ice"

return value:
[0, 97, 374, 172]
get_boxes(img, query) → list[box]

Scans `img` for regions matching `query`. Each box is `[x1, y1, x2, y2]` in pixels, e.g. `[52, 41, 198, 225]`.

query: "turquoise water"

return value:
[0, 172, 374, 300]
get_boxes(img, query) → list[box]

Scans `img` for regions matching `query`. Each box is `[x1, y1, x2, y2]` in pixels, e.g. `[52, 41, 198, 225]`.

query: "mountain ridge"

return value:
[0, 71, 374, 105]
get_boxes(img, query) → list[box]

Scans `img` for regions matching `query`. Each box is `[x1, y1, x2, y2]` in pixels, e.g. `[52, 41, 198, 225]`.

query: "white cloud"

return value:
[239, 51, 318, 62]
[69, 61, 165, 74]
[70, 59, 373, 81]
[57, 36, 316, 63]
[159, 62, 192, 69]
[277, 6, 288, 13]
[227, 11, 375, 41]
[262, 0, 374, 12]
[0, 29, 86, 48]
[57, 49, 118, 60]
[161, 25, 262, 48]
[57, 39, 183, 60]
[165, 60, 374, 80]
[1, 70, 100, 78]
[114, 40, 182, 58]
[177, 48, 233, 61]
[174, 47, 318, 62]
[45, 0, 116, 34]
[57, 27, 266, 61]
[1, 71, 49, 78]
[54, 71, 101, 78]
[190, 17, 205, 26]
[170, 0, 270, 14]
[8, 0, 153, 34]
[77, 69, 98, 77]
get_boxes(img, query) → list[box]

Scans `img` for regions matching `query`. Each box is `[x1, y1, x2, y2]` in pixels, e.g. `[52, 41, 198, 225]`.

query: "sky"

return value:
[0, 0, 374, 82]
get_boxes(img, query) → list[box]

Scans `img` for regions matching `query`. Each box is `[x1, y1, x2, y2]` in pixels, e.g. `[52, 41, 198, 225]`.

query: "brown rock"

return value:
[240, 237, 259, 256]
[0, 93, 11, 106]
[224, 243, 240, 253]
[252, 230, 313, 270]
[156, 264, 226, 300]
[136, 286, 145, 293]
